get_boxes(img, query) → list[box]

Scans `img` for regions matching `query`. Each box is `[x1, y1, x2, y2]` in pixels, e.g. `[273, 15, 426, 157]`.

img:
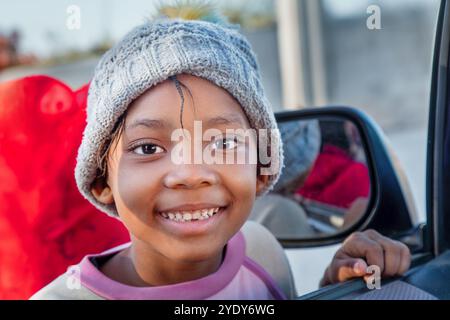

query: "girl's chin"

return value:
[170, 240, 225, 262]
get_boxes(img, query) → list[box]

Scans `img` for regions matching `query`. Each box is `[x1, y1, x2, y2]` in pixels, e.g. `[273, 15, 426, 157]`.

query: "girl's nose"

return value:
[163, 165, 220, 189]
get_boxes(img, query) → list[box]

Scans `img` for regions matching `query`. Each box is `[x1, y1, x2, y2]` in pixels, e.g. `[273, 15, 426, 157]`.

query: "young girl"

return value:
[31, 2, 411, 300]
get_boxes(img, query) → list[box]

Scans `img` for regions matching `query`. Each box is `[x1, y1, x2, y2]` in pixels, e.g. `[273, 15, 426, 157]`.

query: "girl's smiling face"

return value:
[92, 74, 268, 268]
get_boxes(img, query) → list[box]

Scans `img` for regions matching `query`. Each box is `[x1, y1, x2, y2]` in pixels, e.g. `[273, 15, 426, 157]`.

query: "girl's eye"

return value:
[212, 137, 239, 151]
[132, 144, 165, 155]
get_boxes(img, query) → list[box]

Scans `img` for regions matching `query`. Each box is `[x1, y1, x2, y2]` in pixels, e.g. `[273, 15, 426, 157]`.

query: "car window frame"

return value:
[428, 0, 450, 256]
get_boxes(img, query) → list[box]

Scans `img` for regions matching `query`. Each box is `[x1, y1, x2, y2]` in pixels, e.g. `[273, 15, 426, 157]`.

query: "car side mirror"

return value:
[250, 106, 420, 249]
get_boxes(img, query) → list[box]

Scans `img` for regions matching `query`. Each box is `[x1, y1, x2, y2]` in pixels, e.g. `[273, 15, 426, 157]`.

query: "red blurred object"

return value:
[297, 144, 370, 209]
[0, 76, 129, 299]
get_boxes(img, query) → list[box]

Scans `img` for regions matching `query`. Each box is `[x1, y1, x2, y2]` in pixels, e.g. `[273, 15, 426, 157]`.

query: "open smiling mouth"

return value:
[158, 207, 225, 222]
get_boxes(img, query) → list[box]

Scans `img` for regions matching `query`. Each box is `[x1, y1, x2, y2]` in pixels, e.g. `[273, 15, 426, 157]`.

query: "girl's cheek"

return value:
[114, 161, 161, 217]
[223, 163, 258, 197]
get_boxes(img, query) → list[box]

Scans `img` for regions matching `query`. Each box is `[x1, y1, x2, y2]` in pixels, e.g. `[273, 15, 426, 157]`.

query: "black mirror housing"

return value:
[274, 106, 419, 248]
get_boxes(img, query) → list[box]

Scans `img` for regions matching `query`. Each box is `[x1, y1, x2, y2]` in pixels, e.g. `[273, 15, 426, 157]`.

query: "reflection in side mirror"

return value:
[250, 117, 371, 240]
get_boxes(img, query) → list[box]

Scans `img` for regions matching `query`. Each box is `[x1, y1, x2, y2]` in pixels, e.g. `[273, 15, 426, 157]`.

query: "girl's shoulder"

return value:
[30, 243, 131, 300]
[241, 221, 296, 299]
[29, 272, 103, 300]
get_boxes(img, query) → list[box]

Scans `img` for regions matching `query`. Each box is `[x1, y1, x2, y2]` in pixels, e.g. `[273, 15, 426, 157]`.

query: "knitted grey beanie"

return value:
[273, 120, 321, 192]
[75, 16, 284, 217]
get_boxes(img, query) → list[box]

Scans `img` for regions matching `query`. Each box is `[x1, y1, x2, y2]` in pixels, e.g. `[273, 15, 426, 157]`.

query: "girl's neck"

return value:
[100, 239, 224, 287]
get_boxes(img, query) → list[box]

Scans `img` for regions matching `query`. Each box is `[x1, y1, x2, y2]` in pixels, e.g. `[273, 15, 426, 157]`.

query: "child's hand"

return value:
[319, 229, 411, 287]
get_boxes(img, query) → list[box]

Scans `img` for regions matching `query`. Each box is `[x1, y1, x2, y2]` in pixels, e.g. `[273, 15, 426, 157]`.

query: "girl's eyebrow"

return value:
[126, 118, 173, 131]
[205, 114, 247, 128]
[126, 114, 247, 131]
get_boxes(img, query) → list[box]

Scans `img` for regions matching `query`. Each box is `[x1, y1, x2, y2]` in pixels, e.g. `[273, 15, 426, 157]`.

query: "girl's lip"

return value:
[156, 206, 227, 236]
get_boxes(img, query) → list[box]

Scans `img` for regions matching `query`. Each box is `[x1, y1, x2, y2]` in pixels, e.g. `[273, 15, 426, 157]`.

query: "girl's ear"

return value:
[91, 178, 114, 205]
[255, 174, 270, 195]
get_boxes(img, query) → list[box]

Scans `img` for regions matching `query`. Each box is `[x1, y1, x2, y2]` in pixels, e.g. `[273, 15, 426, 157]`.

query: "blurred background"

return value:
[0, 0, 441, 295]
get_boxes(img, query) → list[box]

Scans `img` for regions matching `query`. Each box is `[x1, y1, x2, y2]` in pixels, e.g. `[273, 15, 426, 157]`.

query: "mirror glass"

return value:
[250, 116, 372, 239]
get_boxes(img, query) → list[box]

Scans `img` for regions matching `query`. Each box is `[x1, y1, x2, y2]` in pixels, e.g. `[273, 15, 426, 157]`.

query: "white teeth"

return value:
[160, 207, 223, 222]
[193, 210, 201, 219]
